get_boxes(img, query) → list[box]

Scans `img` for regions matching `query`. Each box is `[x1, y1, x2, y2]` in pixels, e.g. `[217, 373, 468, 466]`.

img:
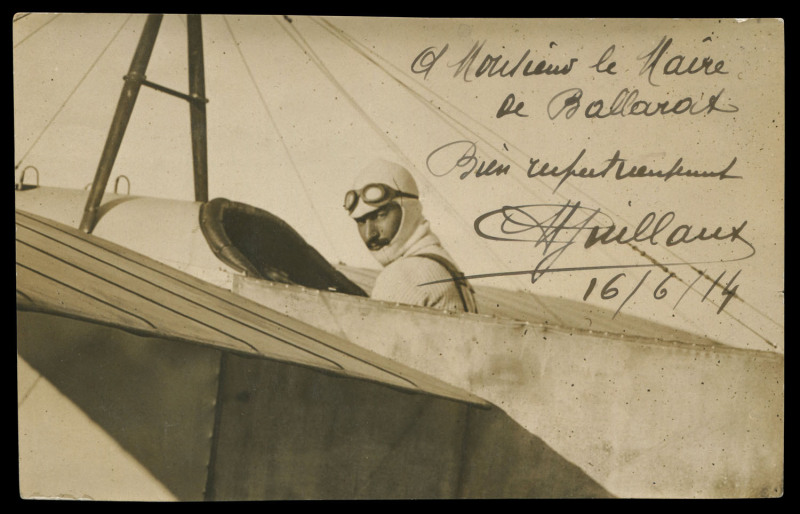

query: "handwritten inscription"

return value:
[547, 87, 739, 120]
[411, 36, 728, 84]
[427, 140, 740, 190]
[419, 201, 751, 315]
[472, 202, 753, 257]
[412, 29, 749, 319]
[496, 93, 529, 118]
[639, 36, 729, 86]
[527, 148, 740, 191]
[411, 34, 736, 120]
[582, 211, 749, 250]
[589, 45, 618, 75]
[583, 268, 740, 318]
[411, 40, 578, 82]
[426, 140, 511, 179]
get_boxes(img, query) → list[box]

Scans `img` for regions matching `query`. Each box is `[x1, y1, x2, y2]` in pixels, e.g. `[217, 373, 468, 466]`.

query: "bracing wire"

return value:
[13, 13, 33, 22]
[275, 15, 573, 325]
[13, 14, 780, 349]
[13, 12, 60, 49]
[14, 14, 134, 170]
[287, 17, 779, 341]
[313, 17, 781, 349]
[307, 16, 571, 321]
[221, 15, 340, 260]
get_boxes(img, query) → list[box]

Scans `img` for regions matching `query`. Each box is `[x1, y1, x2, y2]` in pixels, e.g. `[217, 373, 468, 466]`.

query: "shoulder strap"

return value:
[415, 253, 478, 313]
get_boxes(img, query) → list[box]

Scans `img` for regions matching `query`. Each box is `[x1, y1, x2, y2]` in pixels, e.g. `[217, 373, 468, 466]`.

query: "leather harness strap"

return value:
[415, 253, 478, 314]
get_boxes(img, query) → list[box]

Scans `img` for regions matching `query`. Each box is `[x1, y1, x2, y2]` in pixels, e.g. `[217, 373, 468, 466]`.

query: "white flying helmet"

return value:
[344, 159, 425, 266]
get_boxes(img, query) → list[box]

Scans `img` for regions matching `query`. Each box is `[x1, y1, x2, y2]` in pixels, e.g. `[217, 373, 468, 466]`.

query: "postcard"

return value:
[15, 14, 784, 500]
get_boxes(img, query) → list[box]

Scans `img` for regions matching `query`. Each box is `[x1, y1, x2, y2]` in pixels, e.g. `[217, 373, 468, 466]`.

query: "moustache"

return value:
[367, 237, 391, 251]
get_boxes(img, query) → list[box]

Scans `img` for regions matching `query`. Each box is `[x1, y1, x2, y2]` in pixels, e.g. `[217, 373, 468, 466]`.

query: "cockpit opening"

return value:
[199, 198, 367, 297]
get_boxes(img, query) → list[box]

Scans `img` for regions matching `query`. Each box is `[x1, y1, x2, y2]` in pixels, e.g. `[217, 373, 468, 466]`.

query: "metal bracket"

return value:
[16, 165, 40, 191]
[114, 175, 131, 195]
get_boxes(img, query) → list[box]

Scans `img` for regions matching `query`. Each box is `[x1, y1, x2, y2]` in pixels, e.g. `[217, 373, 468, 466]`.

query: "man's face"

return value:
[356, 202, 403, 251]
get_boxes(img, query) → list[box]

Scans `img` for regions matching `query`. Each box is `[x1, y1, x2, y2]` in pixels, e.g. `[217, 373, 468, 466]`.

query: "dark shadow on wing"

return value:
[18, 311, 612, 500]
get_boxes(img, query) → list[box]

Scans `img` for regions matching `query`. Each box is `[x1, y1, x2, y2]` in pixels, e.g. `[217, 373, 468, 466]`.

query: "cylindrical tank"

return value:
[15, 186, 238, 288]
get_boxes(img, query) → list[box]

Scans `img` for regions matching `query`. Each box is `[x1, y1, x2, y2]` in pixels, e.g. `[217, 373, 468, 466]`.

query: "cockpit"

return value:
[198, 197, 367, 296]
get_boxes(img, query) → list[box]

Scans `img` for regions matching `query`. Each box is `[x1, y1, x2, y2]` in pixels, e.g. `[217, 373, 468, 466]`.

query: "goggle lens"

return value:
[344, 190, 358, 211]
[362, 184, 389, 203]
[344, 183, 418, 214]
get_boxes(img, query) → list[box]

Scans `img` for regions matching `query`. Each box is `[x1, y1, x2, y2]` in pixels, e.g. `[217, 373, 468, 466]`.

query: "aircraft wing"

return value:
[15, 208, 489, 408]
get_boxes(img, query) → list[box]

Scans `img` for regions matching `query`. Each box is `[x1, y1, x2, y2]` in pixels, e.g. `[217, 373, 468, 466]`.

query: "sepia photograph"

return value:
[15, 14, 784, 500]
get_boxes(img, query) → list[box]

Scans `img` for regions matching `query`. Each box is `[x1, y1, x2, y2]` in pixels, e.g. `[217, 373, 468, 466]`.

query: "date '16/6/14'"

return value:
[583, 269, 740, 319]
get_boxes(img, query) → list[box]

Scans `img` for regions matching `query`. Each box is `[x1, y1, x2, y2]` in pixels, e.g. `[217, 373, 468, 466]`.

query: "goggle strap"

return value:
[344, 184, 418, 213]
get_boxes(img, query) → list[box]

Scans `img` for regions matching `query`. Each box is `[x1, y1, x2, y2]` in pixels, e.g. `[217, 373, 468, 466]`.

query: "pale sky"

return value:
[13, 14, 785, 353]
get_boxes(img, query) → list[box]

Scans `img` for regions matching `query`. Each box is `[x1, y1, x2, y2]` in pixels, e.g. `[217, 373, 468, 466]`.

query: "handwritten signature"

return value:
[474, 201, 752, 259]
[430, 200, 754, 281]
[422, 201, 753, 315]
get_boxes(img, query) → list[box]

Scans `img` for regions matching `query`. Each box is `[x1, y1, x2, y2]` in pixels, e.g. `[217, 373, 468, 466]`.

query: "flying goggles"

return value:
[344, 183, 418, 216]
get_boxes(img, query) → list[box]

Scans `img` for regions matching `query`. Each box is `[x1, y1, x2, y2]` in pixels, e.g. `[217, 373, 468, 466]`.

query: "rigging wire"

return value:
[314, 21, 671, 260]
[17, 373, 43, 409]
[14, 13, 134, 170]
[320, 17, 780, 347]
[294, 15, 706, 335]
[12, 12, 60, 49]
[275, 16, 564, 319]
[315, 15, 659, 289]
[304, 16, 568, 322]
[288, 17, 775, 342]
[315, 17, 781, 349]
[12, 14, 780, 349]
[333, 19, 778, 347]
[13, 12, 33, 23]
[221, 15, 340, 260]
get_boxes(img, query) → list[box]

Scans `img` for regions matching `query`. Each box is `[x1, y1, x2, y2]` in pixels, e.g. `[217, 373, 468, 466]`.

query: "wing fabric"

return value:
[15, 209, 488, 407]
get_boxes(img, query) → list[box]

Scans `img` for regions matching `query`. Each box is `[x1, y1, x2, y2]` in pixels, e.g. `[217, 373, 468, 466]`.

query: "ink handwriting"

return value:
[419, 202, 754, 315]
[426, 140, 511, 179]
[639, 36, 729, 87]
[472, 202, 753, 256]
[411, 31, 746, 318]
[410, 40, 578, 82]
[496, 93, 529, 118]
[410, 34, 736, 122]
[590, 45, 618, 75]
[583, 268, 741, 318]
[526, 148, 740, 192]
[426, 141, 740, 190]
[547, 87, 738, 120]
[411, 44, 449, 80]
[411, 36, 730, 87]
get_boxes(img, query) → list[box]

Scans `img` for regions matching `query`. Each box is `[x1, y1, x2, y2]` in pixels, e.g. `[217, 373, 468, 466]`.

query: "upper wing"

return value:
[15, 208, 489, 408]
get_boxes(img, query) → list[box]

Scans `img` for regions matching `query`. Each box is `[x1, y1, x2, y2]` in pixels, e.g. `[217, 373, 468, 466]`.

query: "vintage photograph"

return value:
[15, 14, 784, 500]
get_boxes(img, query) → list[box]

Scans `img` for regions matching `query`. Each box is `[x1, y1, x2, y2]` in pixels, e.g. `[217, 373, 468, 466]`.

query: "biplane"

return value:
[15, 14, 783, 500]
